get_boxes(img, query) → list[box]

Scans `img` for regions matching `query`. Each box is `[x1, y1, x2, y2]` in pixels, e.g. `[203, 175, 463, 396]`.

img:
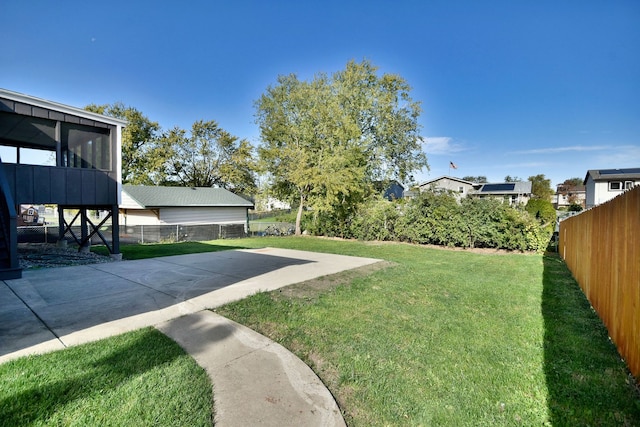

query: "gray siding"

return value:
[159, 207, 248, 225]
[122, 207, 249, 225]
[3, 164, 117, 205]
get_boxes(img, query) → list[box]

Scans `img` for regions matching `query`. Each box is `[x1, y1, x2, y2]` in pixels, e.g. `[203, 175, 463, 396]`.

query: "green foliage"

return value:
[347, 192, 551, 252]
[396, 191, 465, 246]
[568, 203, 583, 212]
[350, 197, 401, 241]
[256, 59, 428, 234]
[157, 120, 257, 193]
[86, 104, 257, 193]
[459, 197, 508, 248]
[528, 174, 554, 200]
[85, 103, 161, 185]
[563, 177, 583, 187]
[526, 198, 557, 231]
[504, 175, 523, 182]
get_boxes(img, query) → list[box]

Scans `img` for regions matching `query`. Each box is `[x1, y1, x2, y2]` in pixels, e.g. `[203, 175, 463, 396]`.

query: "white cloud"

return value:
[593, 145, 640, 166]
[503, 161, 554, 168]
[421, 136, 465, 155]
[513, 145, 610, 154]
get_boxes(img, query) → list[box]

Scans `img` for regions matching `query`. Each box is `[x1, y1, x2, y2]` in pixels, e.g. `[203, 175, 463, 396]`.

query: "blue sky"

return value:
[2, 0, 639, 187]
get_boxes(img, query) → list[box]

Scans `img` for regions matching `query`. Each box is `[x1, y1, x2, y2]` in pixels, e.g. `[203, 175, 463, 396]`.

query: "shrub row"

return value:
[308, 192, 554, 252]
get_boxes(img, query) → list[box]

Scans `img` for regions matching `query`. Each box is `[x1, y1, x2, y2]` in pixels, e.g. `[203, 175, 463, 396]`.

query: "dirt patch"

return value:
[274, 260, 394, 300]
[312, 234, 543, 254]
[18, 243, 114, 270]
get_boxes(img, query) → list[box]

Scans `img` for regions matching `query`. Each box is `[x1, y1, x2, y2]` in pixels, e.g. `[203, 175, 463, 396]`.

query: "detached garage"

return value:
[120, 185, 254, 227]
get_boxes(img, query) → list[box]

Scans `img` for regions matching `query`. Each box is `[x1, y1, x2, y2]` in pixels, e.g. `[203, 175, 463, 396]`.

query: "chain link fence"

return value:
[17, 223, 248, 246]
[248, 222, 295, 236]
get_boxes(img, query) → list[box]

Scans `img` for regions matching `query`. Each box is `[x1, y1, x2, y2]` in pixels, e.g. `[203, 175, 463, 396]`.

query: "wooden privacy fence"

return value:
[559, 185, 640, 380]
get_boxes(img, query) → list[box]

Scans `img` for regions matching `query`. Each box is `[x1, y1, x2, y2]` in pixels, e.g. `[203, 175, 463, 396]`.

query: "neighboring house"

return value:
[265, 197, 291, 211]
[120, 185, 254, 228]
[416, 176, 531, 205]
[417, 176, 476, 200]
[584, 168, 640, 208]
[471, 181, 532, 205]
[383, 181, 405, 200]
[553, 183, 586, 209]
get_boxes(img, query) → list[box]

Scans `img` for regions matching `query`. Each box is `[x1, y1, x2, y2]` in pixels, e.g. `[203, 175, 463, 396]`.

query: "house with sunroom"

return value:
[0, 88, 126, 279]
[584, 168, 640, 208]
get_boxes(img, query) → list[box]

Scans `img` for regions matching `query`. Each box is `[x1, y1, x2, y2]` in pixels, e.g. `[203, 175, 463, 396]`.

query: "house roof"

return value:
[122, 185, 254, 208]
[584, 168, 640, 184]
[0, 88, 128, 127]
[476, 181, 532, 195]
[418, 176, 476, 187]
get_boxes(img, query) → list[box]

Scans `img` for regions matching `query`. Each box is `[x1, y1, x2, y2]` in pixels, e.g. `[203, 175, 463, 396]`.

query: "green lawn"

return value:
[213, 237, 640, 426]
[0, 328, 213, 426]
[8, 237, 640, 426]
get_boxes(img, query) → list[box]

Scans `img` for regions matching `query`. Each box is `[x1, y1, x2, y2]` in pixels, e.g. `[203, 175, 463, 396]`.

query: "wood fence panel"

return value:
[559, 185, 640, 380]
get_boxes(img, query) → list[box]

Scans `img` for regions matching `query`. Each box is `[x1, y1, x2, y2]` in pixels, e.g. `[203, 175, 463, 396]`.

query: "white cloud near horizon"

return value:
[593, 145, 640, 166]
[503, 161, 554, 168]
[421, 136, 465, 155]
[512, 145, 610, 154]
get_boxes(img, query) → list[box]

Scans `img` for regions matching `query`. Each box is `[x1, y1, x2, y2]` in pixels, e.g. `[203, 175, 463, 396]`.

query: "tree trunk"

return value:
[295, 194, 305, 235]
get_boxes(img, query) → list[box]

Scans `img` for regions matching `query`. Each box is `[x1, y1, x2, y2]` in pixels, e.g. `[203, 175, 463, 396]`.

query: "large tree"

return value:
[85, 103, 161, 184]
[528, 174, 554, 200]
[256, 60, 428, 234]
[157, 120, 257, 193]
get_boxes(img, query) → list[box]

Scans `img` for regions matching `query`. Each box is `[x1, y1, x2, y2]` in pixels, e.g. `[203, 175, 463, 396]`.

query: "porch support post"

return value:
[55, 121, 62, 167]
[79, 208, 90, 253]
[110, 204, 121, 259]
[57, 206, 66, 247]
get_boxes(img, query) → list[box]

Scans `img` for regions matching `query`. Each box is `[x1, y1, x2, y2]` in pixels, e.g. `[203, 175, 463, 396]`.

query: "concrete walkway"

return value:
[0, 247, 380, 426]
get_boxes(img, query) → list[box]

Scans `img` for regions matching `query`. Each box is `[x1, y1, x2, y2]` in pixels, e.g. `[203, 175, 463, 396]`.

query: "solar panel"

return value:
[599, 168, 640, 175]
[481, 183, 516, 192]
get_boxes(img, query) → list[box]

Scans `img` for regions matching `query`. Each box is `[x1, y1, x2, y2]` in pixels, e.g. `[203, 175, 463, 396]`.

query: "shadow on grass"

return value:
[0, 328, 213, 425]
[93, 241, 250, 260]
[542, 254, 640, 425]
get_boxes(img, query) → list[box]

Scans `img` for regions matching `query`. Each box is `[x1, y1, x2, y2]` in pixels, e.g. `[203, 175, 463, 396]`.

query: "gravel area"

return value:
[18, 243, 115, 270]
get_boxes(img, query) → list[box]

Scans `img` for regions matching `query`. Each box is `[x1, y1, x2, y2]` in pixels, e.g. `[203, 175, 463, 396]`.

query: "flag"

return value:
[449, 161, 458, 169]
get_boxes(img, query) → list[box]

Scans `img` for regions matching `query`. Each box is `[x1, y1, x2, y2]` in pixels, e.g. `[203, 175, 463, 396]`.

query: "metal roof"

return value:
[419, 176, 477, 187]
[585, 168, 640, 183]
[123, 185, 254, 208]
[476, 181, 532, 194]
[0, 88, 128, 127]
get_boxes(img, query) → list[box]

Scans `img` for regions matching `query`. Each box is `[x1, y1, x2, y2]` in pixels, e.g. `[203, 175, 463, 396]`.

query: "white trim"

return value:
[0, 88, 127, 127]
[609, 181, 622, 191]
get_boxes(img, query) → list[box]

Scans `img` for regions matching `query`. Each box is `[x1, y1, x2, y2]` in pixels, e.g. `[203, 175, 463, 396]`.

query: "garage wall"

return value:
[121, 206, 248, 225]
[159, 207, 248, 225]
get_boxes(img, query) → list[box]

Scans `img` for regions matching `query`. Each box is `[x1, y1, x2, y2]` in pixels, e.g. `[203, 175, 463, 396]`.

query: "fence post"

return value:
[141, 225, 144, 244]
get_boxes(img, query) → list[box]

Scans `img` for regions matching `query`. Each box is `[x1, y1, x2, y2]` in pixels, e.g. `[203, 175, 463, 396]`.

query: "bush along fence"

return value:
[248, 222, 295, 236]
[559, 185, 640, 381]
[18, 223, 248, 246]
